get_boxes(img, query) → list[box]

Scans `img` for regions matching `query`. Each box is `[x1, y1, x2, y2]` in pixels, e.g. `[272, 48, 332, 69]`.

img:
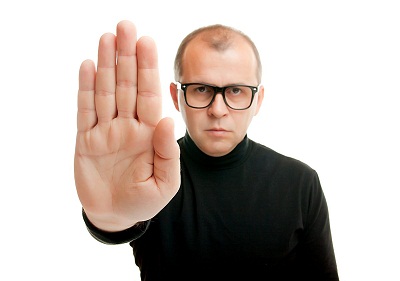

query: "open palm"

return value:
[74, 21, 180, 232]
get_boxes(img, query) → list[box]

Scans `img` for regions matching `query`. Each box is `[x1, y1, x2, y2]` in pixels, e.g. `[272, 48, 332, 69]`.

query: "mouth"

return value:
[205, 128, 230, 136]
[207, 128, 228, 132]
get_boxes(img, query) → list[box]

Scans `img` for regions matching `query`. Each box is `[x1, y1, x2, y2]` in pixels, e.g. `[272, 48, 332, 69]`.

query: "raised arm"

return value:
[74, 20, 180, 232]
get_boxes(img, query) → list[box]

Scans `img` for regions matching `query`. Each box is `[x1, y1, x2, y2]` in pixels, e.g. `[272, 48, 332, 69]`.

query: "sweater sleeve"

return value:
[82, 209, 150, 244]
[298, 172, 339, 280]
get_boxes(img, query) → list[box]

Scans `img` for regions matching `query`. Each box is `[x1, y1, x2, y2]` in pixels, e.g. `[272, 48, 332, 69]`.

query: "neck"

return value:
[180, 132, 252, 169]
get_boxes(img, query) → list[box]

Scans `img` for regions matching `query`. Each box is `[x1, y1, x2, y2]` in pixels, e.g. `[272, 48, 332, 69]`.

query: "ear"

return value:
[170, 82, 180, 111]
[254, 85, 265, 116]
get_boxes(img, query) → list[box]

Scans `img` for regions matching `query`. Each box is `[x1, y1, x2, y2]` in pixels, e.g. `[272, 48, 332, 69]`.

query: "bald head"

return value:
[174, 24, 262, 84]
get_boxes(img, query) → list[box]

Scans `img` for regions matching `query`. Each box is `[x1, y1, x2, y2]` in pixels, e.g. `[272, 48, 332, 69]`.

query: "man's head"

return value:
[170, 24, 264, 157]
[173, 25, 263, 84]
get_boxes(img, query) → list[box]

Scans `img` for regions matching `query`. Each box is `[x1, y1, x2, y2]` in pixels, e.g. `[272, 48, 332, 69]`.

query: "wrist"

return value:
[83, 209, 139, 232]
[82, 209, 150, 244]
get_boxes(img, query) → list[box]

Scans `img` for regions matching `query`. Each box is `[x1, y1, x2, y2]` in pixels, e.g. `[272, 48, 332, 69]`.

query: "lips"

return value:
[205, 128, 231, 137]
[207, 128, 227, 132]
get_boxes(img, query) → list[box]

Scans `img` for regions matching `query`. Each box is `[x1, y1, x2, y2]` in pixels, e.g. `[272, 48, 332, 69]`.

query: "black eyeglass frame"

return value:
[176, 82, 259, 110]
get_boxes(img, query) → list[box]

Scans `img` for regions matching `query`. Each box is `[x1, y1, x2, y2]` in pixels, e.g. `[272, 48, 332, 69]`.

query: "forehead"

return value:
[181, 36, 258, 85]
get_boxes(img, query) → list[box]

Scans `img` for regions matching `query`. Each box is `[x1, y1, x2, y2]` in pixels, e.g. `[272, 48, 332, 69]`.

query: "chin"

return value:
[191, 132, 235, 157]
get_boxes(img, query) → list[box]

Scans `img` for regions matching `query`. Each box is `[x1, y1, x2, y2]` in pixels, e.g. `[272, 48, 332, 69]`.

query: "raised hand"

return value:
[74, 21, 180, 232]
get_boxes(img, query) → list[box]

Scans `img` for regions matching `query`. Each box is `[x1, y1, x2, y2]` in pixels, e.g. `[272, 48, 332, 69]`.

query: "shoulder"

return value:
[249, 139, 316, 176]
[249, 140, 325, 210]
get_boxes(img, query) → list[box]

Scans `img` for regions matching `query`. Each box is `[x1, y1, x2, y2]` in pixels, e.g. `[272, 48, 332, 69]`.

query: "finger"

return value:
[153, 118, 181, 196]
[77, 60, 97, 132]
[95, 33, 117, 123]
[116, 20, 138, 119]
[137, 36, 162, 126]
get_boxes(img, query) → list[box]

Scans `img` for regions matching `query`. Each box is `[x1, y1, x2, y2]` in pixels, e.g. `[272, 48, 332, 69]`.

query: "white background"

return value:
[1, 0, 399, 280]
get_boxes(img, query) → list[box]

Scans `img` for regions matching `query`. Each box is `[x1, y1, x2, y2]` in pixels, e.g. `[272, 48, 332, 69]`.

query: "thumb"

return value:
[153, 117, 181, 196]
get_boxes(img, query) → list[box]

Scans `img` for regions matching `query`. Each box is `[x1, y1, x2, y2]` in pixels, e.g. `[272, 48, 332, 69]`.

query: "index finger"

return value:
[136, 36, 162, 127]
[77, 60, 96, 132]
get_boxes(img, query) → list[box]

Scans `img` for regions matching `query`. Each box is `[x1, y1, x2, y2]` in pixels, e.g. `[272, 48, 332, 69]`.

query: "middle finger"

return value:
[115, 20, 138, 119]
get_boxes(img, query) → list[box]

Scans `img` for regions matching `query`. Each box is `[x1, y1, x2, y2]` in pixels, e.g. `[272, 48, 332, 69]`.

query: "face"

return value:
[170, 36, 264, 157]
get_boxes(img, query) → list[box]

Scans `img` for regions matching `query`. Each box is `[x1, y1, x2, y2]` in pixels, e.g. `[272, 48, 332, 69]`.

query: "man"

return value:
[75, 20, 339, 280]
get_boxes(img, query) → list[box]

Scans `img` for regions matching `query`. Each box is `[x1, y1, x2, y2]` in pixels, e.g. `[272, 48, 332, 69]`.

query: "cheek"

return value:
[180, 107, 201, 130]
[234, 112, 255, 133]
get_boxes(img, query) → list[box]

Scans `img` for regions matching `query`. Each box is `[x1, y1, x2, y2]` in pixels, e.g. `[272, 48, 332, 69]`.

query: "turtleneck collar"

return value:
[180, 132, 252, 170]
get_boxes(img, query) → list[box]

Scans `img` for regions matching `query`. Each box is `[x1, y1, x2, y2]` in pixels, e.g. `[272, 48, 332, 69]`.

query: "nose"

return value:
[207, 93, 229, 118]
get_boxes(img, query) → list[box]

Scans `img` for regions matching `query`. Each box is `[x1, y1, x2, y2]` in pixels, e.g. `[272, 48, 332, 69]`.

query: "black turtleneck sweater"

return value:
[83, 133, 339, 280]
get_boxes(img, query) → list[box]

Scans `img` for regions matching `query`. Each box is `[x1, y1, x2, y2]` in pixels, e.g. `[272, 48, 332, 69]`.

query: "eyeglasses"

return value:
[177, 82, 259, 110]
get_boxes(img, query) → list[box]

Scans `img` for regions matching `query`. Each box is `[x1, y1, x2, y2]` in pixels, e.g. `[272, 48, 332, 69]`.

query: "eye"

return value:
[196, 86, 207, 93]
[227, 87, 243, 96]
[193, 85, 212, 94]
